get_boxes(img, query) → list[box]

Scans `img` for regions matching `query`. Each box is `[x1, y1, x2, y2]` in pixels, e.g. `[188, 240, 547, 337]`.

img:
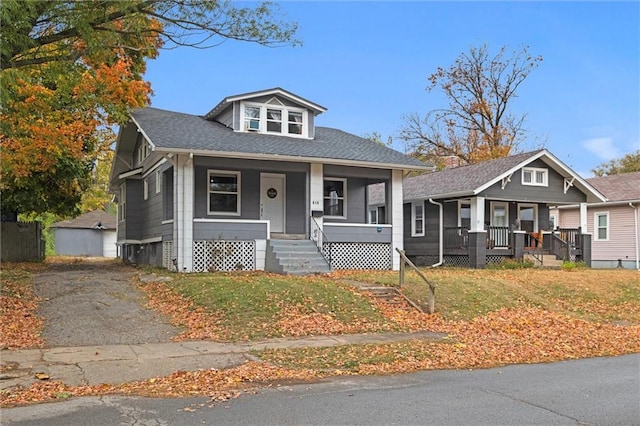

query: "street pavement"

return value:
[3, 354, 639, 425]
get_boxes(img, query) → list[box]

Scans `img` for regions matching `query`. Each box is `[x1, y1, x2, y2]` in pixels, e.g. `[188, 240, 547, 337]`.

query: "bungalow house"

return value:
[369, 149, 606, 268]
[109, 88, 432, 274]
[551, 171, 640, 269]
[50, 210, 118, 258]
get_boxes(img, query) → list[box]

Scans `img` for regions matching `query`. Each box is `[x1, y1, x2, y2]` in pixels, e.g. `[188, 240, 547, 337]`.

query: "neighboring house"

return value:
[50, 210, 118, 257]
[369, 149, 606, 268]
[109, 88, 432, 273]
[552, 171, 640, 269]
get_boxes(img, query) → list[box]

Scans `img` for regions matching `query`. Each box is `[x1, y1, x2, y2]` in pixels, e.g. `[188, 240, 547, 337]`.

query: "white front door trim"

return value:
[260, 173, 286, 233]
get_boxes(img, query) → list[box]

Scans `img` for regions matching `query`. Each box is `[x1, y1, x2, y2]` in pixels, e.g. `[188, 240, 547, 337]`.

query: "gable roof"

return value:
[205, 87, 327, 119]
[50, 210, 116, 230]
[586, 171, 640, 202]
[130, 106, 432, 171]
[369, 149, 606, 204]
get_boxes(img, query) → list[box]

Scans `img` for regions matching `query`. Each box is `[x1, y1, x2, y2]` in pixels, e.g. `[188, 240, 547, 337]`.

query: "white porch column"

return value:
[309, 163, 324, 234]
[174, 153, 194, 272]
[391, 169, 403, 271]
[470, 196, 485, 231]
[579, 202, 588, 231]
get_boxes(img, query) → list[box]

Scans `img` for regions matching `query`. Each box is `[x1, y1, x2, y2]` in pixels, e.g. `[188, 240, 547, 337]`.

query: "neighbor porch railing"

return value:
[549, 227, 582, 261]
[487, 226, 510, 249]
[444, 226, 469, 250]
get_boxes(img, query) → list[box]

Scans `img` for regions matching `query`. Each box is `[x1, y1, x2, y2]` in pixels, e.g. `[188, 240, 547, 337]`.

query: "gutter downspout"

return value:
[631, 203, 639, 270]
[429, 198, 444, 267]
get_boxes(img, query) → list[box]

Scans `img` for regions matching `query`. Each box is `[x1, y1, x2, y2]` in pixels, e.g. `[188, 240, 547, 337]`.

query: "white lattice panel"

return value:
[193, 240, 255, 272]
[162, 241, 174, 270]
[444, 255, 470, 267]
[325, 242, 391, 270]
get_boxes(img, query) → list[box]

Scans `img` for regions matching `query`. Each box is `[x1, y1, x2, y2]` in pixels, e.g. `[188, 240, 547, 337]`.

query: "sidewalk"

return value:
[0, 330, 445, 390]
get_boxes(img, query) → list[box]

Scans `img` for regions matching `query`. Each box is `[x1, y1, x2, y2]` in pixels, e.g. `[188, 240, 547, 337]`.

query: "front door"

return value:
[490, 201, 509, 248]
[260, 173, 286, 233]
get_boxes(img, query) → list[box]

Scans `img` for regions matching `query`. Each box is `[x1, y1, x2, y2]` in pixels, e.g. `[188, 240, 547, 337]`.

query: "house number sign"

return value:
[267, 188, 278, 198]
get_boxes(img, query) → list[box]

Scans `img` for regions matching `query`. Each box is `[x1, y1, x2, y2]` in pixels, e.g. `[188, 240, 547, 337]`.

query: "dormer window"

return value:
[522, 167, 548, 187]
[241, 102, 307, 137]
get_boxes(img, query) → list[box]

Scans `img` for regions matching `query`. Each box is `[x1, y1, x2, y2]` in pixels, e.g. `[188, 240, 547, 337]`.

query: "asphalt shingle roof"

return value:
[51, 210, 116, 230]
[402, 150, 545, 200]
[132, 107, 429, 169]
[586, 171, 640, 201]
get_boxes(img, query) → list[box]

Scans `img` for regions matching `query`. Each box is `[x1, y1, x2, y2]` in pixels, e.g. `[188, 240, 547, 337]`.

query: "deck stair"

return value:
[265, 239, 331, 275]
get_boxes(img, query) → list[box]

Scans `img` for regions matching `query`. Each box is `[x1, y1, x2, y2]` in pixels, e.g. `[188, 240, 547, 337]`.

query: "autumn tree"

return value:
[592, 150, 640, 176]
[0, 0, 299, 217]
[400, 45, 542, 167]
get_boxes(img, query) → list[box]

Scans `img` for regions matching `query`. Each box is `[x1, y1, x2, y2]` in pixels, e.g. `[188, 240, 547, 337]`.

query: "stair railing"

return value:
[528, 232, 545, 265]
[549, 231, 570, 261]
[396, 248, 435, 314]
[310, 216, 332, 265]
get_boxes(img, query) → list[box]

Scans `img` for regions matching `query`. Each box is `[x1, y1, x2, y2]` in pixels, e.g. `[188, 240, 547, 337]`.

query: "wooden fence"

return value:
[1, 222, 45, 262]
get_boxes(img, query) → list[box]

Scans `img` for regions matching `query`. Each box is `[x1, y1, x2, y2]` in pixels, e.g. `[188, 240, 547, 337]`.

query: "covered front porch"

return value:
[443, 225, 591, 267]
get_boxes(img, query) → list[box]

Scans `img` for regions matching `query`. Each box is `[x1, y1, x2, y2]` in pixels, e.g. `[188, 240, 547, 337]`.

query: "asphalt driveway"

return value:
[33, 259, 179, 347]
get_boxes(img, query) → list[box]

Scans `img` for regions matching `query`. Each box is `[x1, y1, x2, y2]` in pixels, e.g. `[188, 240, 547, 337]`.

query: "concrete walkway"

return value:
[0, 330, 445, 390]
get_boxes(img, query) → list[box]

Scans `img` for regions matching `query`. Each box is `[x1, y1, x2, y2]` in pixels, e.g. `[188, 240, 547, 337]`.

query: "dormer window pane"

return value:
[244, 106, 260, 131]
[266, 109, 282, 132]
[288, 112, 303, 135]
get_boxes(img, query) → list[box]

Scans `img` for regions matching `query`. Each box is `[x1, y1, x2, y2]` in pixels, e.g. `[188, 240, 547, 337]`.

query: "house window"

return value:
[208, 170, 241, 215]
[412, 202, 425, 236]
[522, 167, 548, 186]
[118, 184, 126, 221]
[136, 134, 150, 165]
[369, 209, 378, 224]
[288, 111, 303, 135]
[458, 201, 471, 229]
[241, 103, 306, 137]
[244, 106, 261, 131]
[595, 212, 609, 241]
[155, 170, 161, 193]
[163, 169, 173, 220]
[266, 109, 282, 132]
[323, 178, 346, 218]
[143, 178, 149, 200]
[549, 214, 557, 230]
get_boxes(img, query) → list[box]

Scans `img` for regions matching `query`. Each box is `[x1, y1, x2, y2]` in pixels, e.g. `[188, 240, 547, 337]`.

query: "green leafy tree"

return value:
[1, 0, 299, 217]
[592, 150, 640, 176]
[401, 44, 542, 166]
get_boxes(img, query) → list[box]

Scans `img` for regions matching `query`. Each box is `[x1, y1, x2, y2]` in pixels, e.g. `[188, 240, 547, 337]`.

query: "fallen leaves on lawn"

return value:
[0, 266, 44, 349]
[134, 279, 223, 341]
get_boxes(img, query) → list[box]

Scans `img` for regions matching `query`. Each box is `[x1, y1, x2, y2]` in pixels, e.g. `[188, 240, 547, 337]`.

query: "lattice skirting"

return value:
[324, 242, 391, 270]
[486, 255, 511, 265]
[162, 241, 174, 270]
[443, 255, 470, 268]
[193, 240, 255, 272]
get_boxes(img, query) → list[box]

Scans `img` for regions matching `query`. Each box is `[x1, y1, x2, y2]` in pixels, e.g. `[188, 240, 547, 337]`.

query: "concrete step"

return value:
[265, 239, 331, 275]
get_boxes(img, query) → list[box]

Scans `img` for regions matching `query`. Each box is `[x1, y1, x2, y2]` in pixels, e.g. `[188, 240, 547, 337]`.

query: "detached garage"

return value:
[51, 210, 117, 258]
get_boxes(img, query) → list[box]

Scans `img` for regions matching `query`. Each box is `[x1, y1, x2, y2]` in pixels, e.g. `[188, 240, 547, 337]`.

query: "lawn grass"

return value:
[336, 268, 640, 323]
[166, 272, 397, 340]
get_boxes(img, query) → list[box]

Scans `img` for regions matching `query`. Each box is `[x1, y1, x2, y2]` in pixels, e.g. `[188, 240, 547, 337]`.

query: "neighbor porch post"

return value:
[470, 196, 485, 232]
[390, 169, 404, 271]
[579, 202, 588, 231]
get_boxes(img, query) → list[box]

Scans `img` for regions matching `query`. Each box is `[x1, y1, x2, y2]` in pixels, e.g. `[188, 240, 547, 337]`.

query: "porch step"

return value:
[524, 253, 564, 268]
[265, 239, 331, 275]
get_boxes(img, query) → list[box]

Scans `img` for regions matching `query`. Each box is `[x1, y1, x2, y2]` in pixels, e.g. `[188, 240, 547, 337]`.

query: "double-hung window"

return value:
[323, 178, 346, 218]
[412, 202, 425, 236]
[244, 106, 261, 131]
[208, 170, 241, 215]
[143, 178, 149, 201]
[594, 212, 609, 241]
[522, 167, 548, 186]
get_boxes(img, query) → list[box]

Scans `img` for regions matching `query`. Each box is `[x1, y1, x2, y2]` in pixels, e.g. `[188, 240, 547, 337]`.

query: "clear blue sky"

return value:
[144, 1, 639, 178]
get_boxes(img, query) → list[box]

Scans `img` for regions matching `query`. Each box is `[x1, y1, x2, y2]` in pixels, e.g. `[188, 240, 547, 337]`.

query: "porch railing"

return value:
[549, 227, 582, 261]
[444, 227, 469, 250]
[487, 226, 510, 249]
[310, 216, 332, 264]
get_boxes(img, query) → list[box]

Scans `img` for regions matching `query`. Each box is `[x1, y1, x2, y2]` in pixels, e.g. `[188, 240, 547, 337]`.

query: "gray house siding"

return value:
[124, 179, 143, 240]
[139, 168, 164, 240]
[479, 160, 587, 203]
[403, 201, 440, 263]
[55, 229, 103, 256]
[193, 221, 268, 240]
[193, 157, 309, 234]
[323, 224, 391, 243]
